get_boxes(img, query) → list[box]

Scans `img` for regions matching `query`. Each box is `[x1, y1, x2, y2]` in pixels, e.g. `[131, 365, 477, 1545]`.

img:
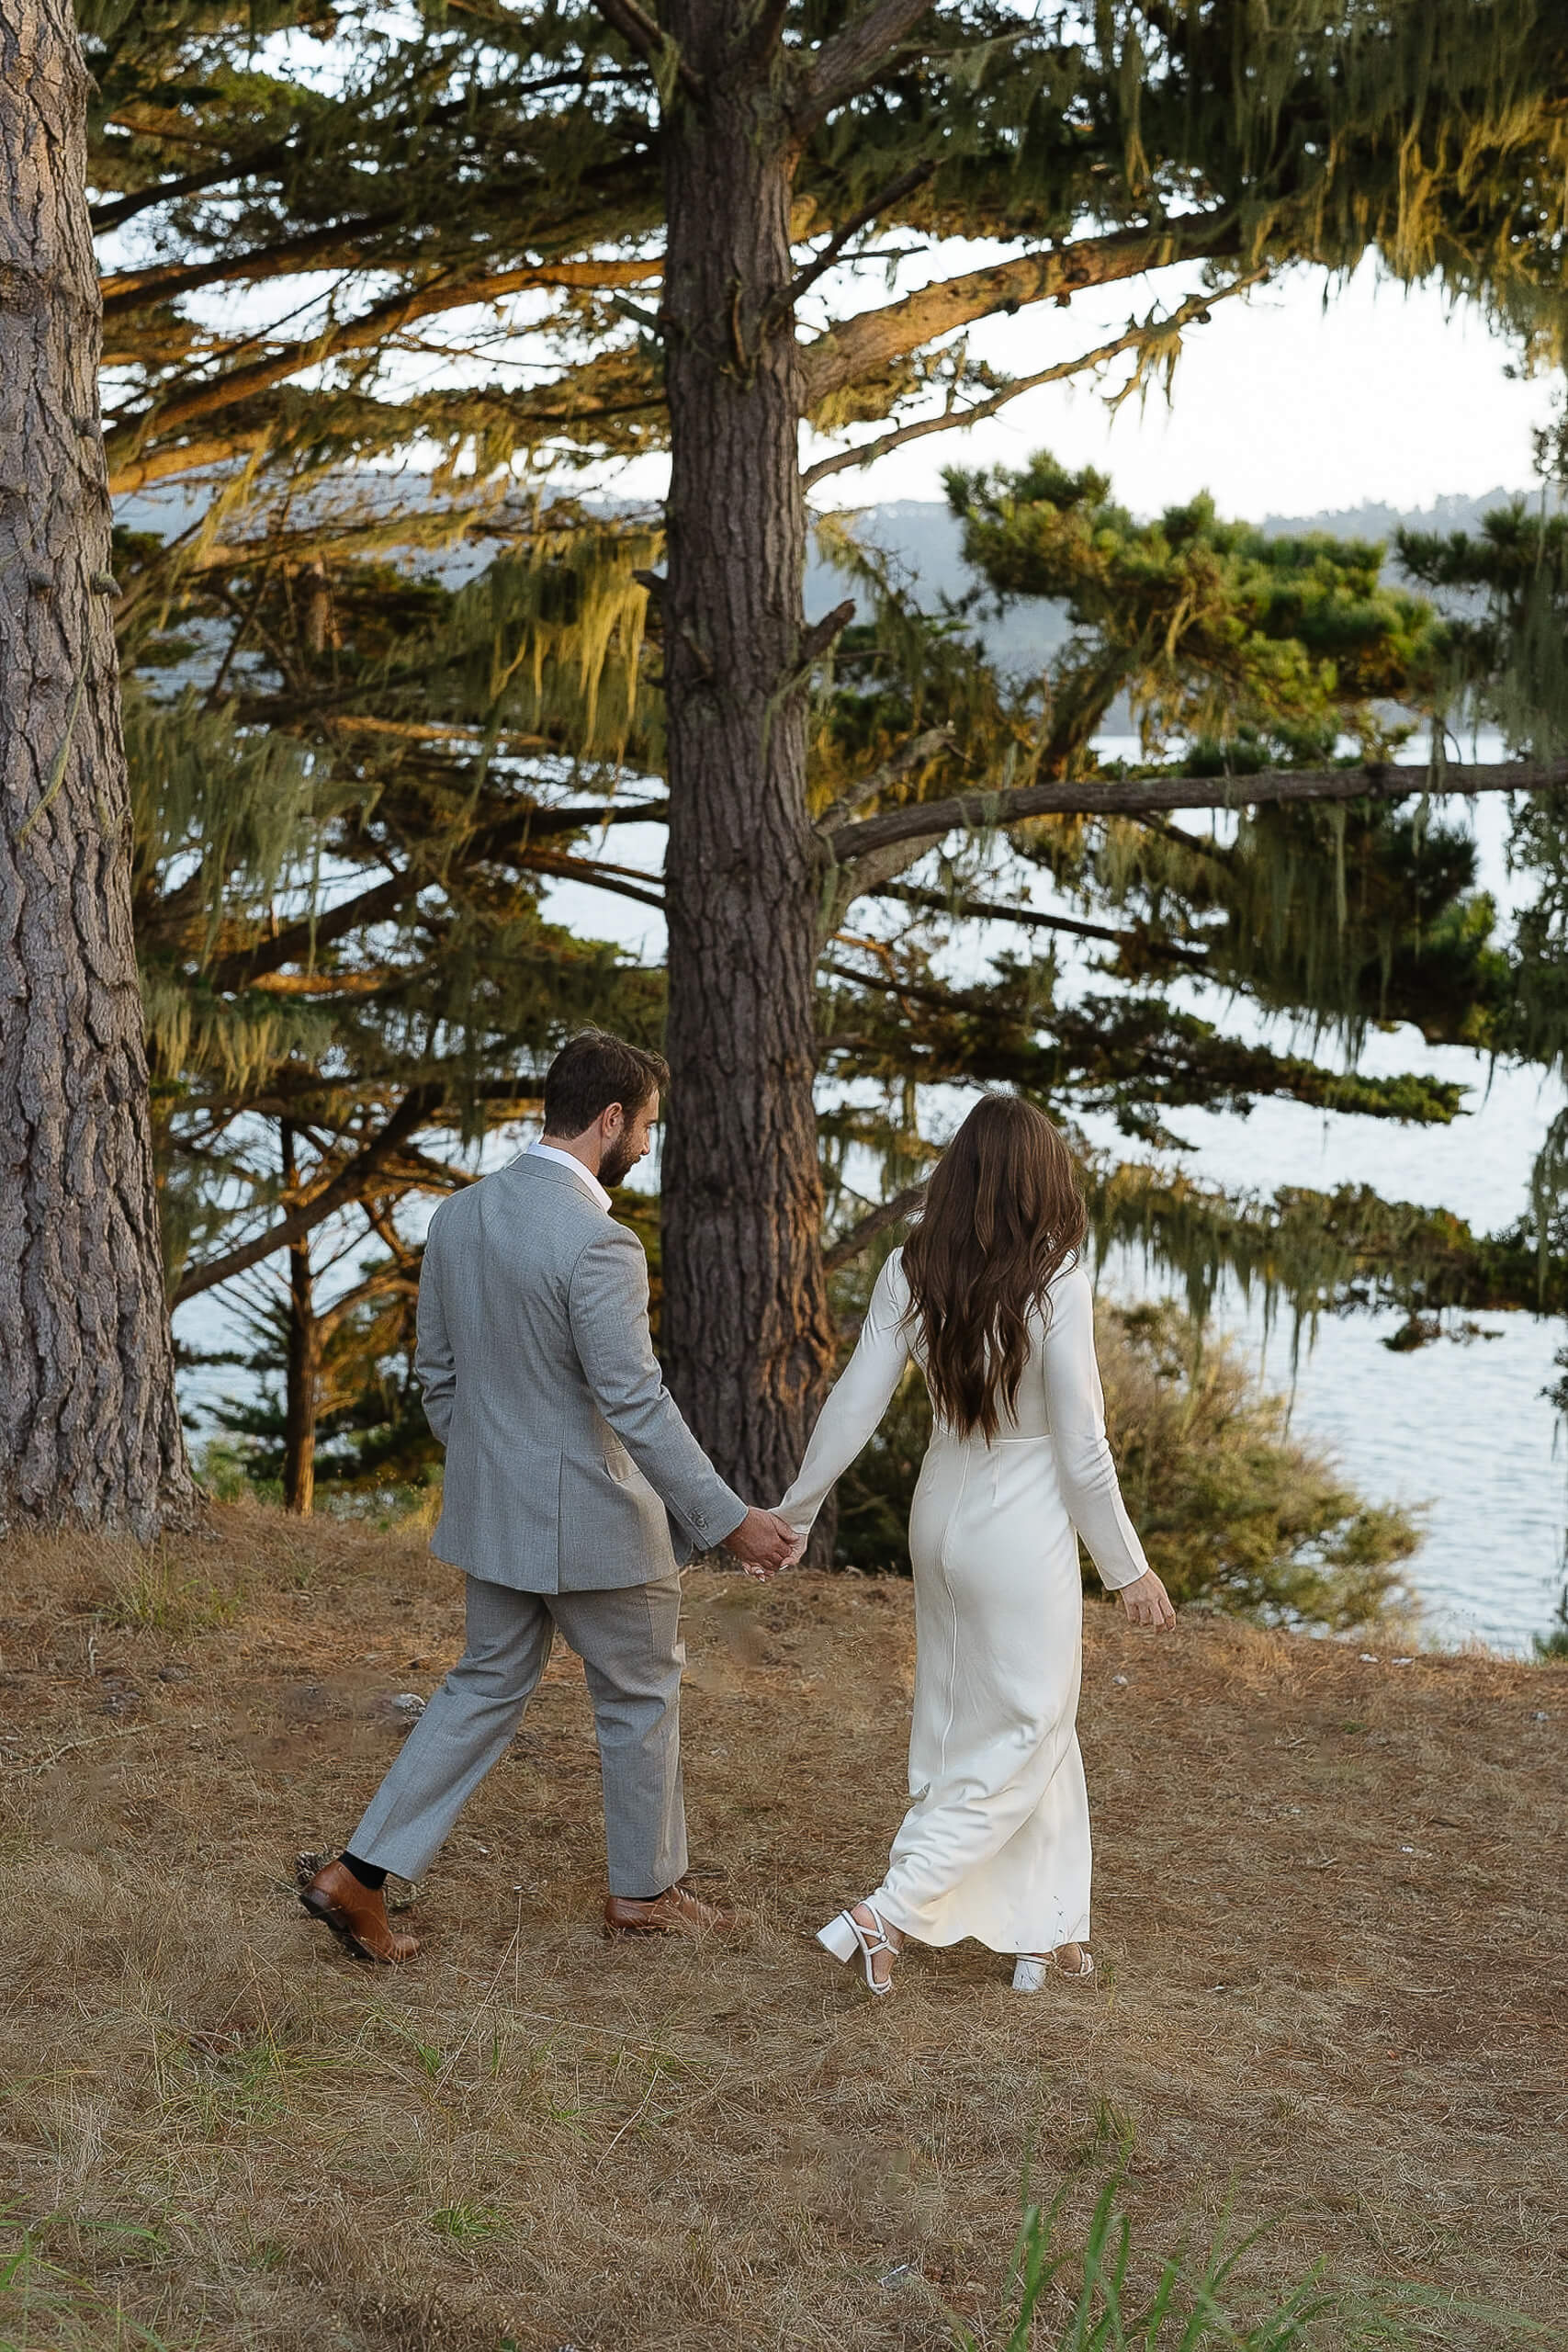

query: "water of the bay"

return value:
[1055, 780, 1568, 1656]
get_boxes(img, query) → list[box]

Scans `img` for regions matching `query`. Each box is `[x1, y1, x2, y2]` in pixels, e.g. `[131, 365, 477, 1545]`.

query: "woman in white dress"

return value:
[778, 1094, 1176, 1996]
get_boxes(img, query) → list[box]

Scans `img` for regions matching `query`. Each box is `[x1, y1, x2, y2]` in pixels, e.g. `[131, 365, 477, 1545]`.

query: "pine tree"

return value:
[117, 496, 666, 1508]
[84, 0, 1568, 1511]
[1, 0, 192, 1534]
[1398, 429, 1568, 1283]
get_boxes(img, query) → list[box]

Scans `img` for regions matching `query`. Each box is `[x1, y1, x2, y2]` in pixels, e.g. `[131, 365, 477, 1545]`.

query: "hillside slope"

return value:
[2, 1511, 1564, 2348]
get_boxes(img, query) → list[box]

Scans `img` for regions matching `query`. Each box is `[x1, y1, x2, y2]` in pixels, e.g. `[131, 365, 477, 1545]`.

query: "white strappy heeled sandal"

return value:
[818, 1900, 900, 1996]
[1012, 1946, 1094, 1992]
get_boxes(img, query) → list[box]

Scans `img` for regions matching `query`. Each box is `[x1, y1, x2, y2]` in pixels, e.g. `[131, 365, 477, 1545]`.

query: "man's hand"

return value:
[1119, 1568, 1177, 1628]
[725, 1506, 799, 1579]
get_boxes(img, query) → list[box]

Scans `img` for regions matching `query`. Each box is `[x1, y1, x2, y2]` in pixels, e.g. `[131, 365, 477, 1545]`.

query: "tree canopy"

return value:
[79, 0, 1568, 1537]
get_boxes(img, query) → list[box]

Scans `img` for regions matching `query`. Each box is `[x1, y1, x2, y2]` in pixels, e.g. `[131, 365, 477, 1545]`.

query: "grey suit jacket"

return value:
[414, 1153, 745, 1592]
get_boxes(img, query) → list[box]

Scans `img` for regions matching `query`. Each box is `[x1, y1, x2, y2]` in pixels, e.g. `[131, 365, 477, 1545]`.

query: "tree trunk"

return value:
[658, 7, 837, 1513]
[279, 1124, 319, 1515]
[0, 0, 193, 1537]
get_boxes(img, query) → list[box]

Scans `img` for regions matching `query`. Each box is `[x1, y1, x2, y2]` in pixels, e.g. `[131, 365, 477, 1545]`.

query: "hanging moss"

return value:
[1086, 1159, 1568, 1332]
[440, 512, 661, 760]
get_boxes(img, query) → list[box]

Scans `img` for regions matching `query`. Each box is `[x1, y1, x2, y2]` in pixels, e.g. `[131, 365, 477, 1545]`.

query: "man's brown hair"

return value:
[542, 1030, 670, 1136]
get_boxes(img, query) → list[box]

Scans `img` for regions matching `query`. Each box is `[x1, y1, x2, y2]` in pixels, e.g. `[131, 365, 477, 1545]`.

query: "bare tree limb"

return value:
[798, 0, 939, 130]
[829, 757, 1568, 866]
[795, 596, 857, 669]
[107, 426, 273, 494]
[824, 1179, 930, 1271]
[592, 0, 704, 100]
[873, 879, 1206, 963]
[172, 1086, 442, 1305]
[775, 161, 935, 321]
[90, 83, 615, 235]
[205, 804, 670, 992]
[102, 212, 409, 315]
[814, 728, 954, 836]
[802, 277, 1258, 490]
[205, 873, 412, 994]
[822, 956, 989, 1015]
[517, 848, 665, 909]
[800, 219, 1242, 412]
[104, 260, 662, 471]
[102, 239, 658, 319]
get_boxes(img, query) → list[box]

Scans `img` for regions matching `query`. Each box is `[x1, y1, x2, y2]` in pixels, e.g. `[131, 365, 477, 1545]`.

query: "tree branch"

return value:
[802, 277, 1257, 490]
[107, 425, 273, 494]
[873, 879, 1206, 964]
[795, 596, 857, 668]
[91, 153, 266, 235]
[775, 161, 935, 320]
[800, 219, 1241, 413]
[205, 873, 412, 993]
[172, 1086, 442, 1305]
[516, 847, 666, 909]
[828, 757, 1568, 866]
[824, 1179, 930, 1271]
[102, 239, 658, 319]
[814, 728, 955, 836]
[799, 0, 938, 130]
[90, 75, 642, 236]
[204, 806, 671, 992]
[592, 0, 704, 100]
[104, 261, 661, 468]
[822, 956, 999, 1015]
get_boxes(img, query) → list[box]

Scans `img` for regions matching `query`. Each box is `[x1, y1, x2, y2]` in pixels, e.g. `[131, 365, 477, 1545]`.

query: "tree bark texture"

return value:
[0, 1, 192, 1535]
[658, 8, 837, 1509]
[280, 1125, 319, 1515]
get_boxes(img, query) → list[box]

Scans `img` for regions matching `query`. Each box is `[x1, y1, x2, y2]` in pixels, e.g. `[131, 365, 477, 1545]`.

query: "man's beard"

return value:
[598, 1132, 638, 1190]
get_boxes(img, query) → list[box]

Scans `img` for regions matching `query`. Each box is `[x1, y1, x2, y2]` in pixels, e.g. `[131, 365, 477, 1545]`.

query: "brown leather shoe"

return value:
[299, 1858, 418, 1963]
[603, 1880, 732, 1940]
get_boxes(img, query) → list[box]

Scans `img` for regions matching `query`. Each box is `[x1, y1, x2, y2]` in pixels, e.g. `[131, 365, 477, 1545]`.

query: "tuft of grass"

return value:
[0, 2212, 176, 2351]
[95, 1546, 239, 1634]
[958, 2177, 1546, 2351]
[1533, 1582, 1568, 1658]
[427, 2202, 506, 2244]
[191, 1439, 254, 1506]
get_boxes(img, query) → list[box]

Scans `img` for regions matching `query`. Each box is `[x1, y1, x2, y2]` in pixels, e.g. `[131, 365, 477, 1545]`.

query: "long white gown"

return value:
[778, 1247, 1150, 1956]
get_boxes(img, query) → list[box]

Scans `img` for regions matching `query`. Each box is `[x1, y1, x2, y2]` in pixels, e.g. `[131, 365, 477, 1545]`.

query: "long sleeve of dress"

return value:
[1041, 1264, 1150, 1591]
[778, 1252, 914, 1539]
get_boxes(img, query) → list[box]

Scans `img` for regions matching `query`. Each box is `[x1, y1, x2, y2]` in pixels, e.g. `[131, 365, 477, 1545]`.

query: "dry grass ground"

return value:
[1, 1506, 1565, 2350]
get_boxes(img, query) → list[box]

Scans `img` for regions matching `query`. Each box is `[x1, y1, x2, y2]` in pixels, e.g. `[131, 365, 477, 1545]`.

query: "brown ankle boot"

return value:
[299, 1858, 418, 1963]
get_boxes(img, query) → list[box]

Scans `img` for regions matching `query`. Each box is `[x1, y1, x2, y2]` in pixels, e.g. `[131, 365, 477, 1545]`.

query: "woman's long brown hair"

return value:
[900, 1094, 1089, 1441]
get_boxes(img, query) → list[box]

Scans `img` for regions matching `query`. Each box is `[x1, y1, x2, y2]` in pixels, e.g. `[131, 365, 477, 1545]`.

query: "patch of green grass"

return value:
[956, 2177, 1550, 2350]
[428, 2203, 507, 2245]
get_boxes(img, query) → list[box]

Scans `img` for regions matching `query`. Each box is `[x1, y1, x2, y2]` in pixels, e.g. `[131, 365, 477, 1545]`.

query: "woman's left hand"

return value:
[1119, 1568, 1177, 1628]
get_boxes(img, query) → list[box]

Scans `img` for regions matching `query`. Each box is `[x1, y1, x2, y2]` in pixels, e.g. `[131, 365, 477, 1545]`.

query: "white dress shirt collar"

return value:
[526, 1137, 613, 1212]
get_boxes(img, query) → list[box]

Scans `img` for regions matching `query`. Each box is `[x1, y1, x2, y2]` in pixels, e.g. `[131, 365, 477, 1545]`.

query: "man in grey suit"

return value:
[300, 1032, 795, 1962]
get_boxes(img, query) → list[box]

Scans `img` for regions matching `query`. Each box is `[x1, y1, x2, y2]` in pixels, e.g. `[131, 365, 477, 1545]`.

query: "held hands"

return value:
[1119, 1567, 1177, 1629]
[725, 1505, 800, 1580]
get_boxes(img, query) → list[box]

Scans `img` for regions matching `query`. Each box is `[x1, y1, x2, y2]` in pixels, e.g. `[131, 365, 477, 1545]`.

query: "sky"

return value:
[801, 252, 1562, 520]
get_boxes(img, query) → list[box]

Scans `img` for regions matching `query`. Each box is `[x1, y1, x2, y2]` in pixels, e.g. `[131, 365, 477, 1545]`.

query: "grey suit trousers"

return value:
[348, 1571, 687, 1896]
